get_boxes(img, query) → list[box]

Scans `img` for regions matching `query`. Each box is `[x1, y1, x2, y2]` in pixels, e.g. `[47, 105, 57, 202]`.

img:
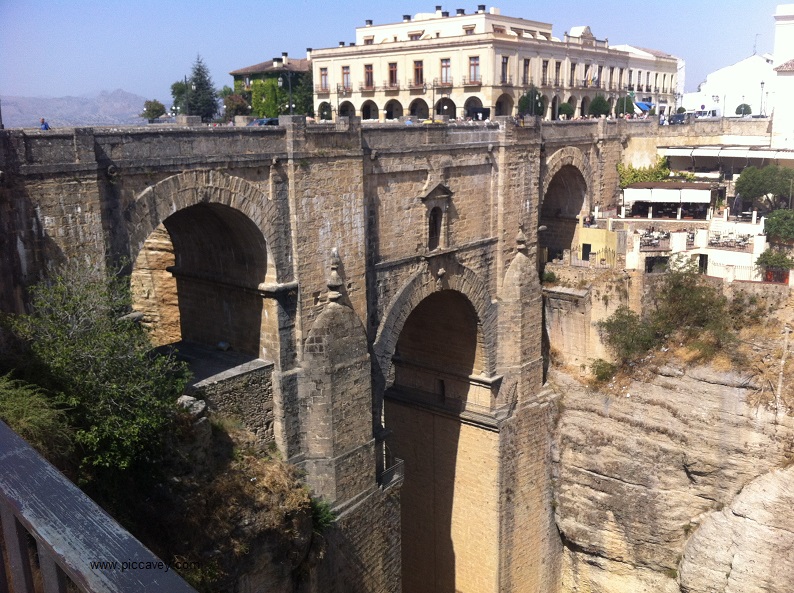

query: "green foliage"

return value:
[590, 359, 617, 382]
[186, 55, 218, 121]
[756, 248, 794, 270]
[251, 79, 283, 118]
[223, 94, 249, 120]
[542, 271, 557, 284]
[558, 102, 575, 118]
[764, 209, 794, 242]
[291, 71, 315, 116]
[615, 96, 634, 116]
[676, 106, 686, 114]
[140, 99, 166, 121]
[217, 85, 234, 99]
[596, 307, 657, 361]
[8, 262, 189, 480]
[518, 85, 544, 116]
[597, 259, 737, 364]
[170, 80, 188, 113]
[617, 155, 670, 188]
[0, 373, 72, 460]
[735, 103, 752, 116]
[310, 496, 336, 533]
[588, 95, 610, 117]
[736, 168, 794, 212]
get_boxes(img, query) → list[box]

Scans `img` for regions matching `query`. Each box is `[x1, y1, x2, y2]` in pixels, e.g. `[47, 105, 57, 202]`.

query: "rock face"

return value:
[552, 365, 794, 593]
[679, 466, 794, 593]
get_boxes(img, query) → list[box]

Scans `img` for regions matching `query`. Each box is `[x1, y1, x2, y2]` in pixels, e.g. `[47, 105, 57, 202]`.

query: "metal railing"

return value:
[0, 420, 197, 593]
[461, 76, 482, 86]
[378, 457, 405, 490]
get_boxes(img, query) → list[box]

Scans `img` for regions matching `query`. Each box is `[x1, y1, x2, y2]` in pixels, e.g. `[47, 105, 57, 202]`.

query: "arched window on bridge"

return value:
[428, 207, 442, 251]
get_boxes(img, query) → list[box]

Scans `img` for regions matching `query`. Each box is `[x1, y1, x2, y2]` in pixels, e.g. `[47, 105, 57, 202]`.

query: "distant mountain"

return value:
[1, 89, 152, 129]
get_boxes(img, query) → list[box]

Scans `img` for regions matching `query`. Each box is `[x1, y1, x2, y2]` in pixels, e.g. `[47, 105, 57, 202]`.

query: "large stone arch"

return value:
[373, 261, 498, 394]
[541, 145, 593, 211]
[125, 170, 292, 284]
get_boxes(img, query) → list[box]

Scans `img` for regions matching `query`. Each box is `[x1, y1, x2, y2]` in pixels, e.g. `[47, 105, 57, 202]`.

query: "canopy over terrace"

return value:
[658, 146, 794, 174]
[622, 182, 716, 219]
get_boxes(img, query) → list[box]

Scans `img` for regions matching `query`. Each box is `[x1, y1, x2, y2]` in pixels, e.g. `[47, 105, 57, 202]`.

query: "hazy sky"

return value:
[0, 0, 783, 105]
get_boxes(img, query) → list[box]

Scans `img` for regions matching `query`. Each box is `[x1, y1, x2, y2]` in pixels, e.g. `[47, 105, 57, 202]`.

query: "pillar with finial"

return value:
[299, 248, 376, 508]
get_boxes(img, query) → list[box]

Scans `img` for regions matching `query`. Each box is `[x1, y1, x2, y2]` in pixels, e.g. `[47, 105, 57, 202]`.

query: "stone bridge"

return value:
[0, 117, 649, 593]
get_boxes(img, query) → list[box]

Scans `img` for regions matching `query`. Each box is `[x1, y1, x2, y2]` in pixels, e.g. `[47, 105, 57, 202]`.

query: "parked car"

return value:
[246, 118, 279, 126]
[668, 113, 688, 125]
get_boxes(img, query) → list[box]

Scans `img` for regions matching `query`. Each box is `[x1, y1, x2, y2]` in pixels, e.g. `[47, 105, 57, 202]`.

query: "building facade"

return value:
[310, 5, 680, 121]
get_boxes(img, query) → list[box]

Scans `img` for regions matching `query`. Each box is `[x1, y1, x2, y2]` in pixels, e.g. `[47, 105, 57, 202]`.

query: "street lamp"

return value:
[760, 81, 765, 116]
[278, 71, 294, 115]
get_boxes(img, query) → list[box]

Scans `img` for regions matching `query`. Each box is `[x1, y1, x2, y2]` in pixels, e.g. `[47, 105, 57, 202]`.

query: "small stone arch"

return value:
[409, 98, 429, 118]
[361, 100, 379, 120]
[338, 101, 355, 118]
[436, 97, 456, 118]
[125, 170, 292, 284]
[385, 99, 403, 119]
[495, 93, 514, 116]
[317, 102, 333, 120]
[580, 96, 591, 117]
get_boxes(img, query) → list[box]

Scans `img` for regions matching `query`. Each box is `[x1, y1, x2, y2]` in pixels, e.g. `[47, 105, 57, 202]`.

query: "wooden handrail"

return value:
[0, 420, 197, 593]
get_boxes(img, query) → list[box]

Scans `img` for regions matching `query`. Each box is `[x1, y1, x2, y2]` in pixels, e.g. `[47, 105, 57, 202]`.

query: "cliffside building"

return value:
[309, 5, 681, 121]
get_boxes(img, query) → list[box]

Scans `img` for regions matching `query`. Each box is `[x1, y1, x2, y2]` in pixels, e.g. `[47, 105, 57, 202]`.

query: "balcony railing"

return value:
[461, 76, 482, 86]
[315, 84, 331, 93]
[359, 82, 376, 92]
[382, 80, 400, 90]
[499, 75, 513, 86]
[378, 457, 404, 490]
[437, 77, 453, 88]
[407, 78, 425, 89]
[0, 420, 197, 593]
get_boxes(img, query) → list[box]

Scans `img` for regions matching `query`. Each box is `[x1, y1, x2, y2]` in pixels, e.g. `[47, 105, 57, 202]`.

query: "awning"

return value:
[623, 187, 712, 205]
[635, 102, 653, 112]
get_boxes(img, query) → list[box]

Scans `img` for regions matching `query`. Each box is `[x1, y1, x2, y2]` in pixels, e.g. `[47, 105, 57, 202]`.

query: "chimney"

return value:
[282, 51, 288, 65]
[442, 10, 449, 17]
[339, 41, 345, 46]
[403, 14, 411, 21]
[477, 4, 485, 13]
[456, 8, 465, 15]
[365, 19, 373, 26]
[273, 57, 283, 67]
[306, 47, 313, 60]
[435, 5, 442, 16]
[349, 42, 356, 46]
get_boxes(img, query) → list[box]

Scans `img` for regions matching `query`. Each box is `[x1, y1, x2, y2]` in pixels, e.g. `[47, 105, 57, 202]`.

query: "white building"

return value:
[682, 54, 775, 117]
[310, 5, 681, 121]
[772, 5, 794, 147]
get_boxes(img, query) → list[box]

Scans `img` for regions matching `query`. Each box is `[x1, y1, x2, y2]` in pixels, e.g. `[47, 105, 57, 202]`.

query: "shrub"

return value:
[0, 373, 72, 460]
[589, 95, 611, 117]
[596, 306, 656, 361]
[542, 271, 557, 284]
[558, 102, 575, 118]
[591, 359, 617, 382]
[617, 156, 671, 188]
[310, 497, 336, 533]
[8, 261, 190, 481]
[764, 209, 794, 243]
[756, 249, 794, 271]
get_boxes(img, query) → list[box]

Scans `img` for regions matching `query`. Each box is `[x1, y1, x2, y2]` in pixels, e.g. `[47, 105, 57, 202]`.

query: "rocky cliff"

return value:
[552, 363, 794, 593]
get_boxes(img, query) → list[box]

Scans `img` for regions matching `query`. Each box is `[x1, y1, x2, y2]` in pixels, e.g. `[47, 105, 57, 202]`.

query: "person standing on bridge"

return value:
[40, 118, 51, 130]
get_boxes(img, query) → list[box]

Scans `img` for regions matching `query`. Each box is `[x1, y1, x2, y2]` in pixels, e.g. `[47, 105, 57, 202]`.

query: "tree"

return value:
[170, 80, 188, 114]
[735, 103, 752, 116]
[588, 95, 610, 117]
[558, 101, 575, 118]
[140, 99, 166, 122]
[676, 106, 686, 114]
[518, 85, 544, 117]
[736, 166, 794, 211]
[223, 94, 250, 121]
[186, 55, 218, 121]
[764, 209, 794, 243]
[8, 261, 190, 482]
[615, 96, 634, 116]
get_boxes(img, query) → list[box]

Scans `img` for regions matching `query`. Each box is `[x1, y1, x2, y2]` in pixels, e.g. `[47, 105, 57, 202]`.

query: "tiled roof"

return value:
[229, 58, 311, 76]
[775, 58, 794, 72]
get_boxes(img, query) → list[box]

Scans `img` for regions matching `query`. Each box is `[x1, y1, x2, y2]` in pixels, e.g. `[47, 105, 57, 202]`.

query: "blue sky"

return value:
[0, 0, 783, 105]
